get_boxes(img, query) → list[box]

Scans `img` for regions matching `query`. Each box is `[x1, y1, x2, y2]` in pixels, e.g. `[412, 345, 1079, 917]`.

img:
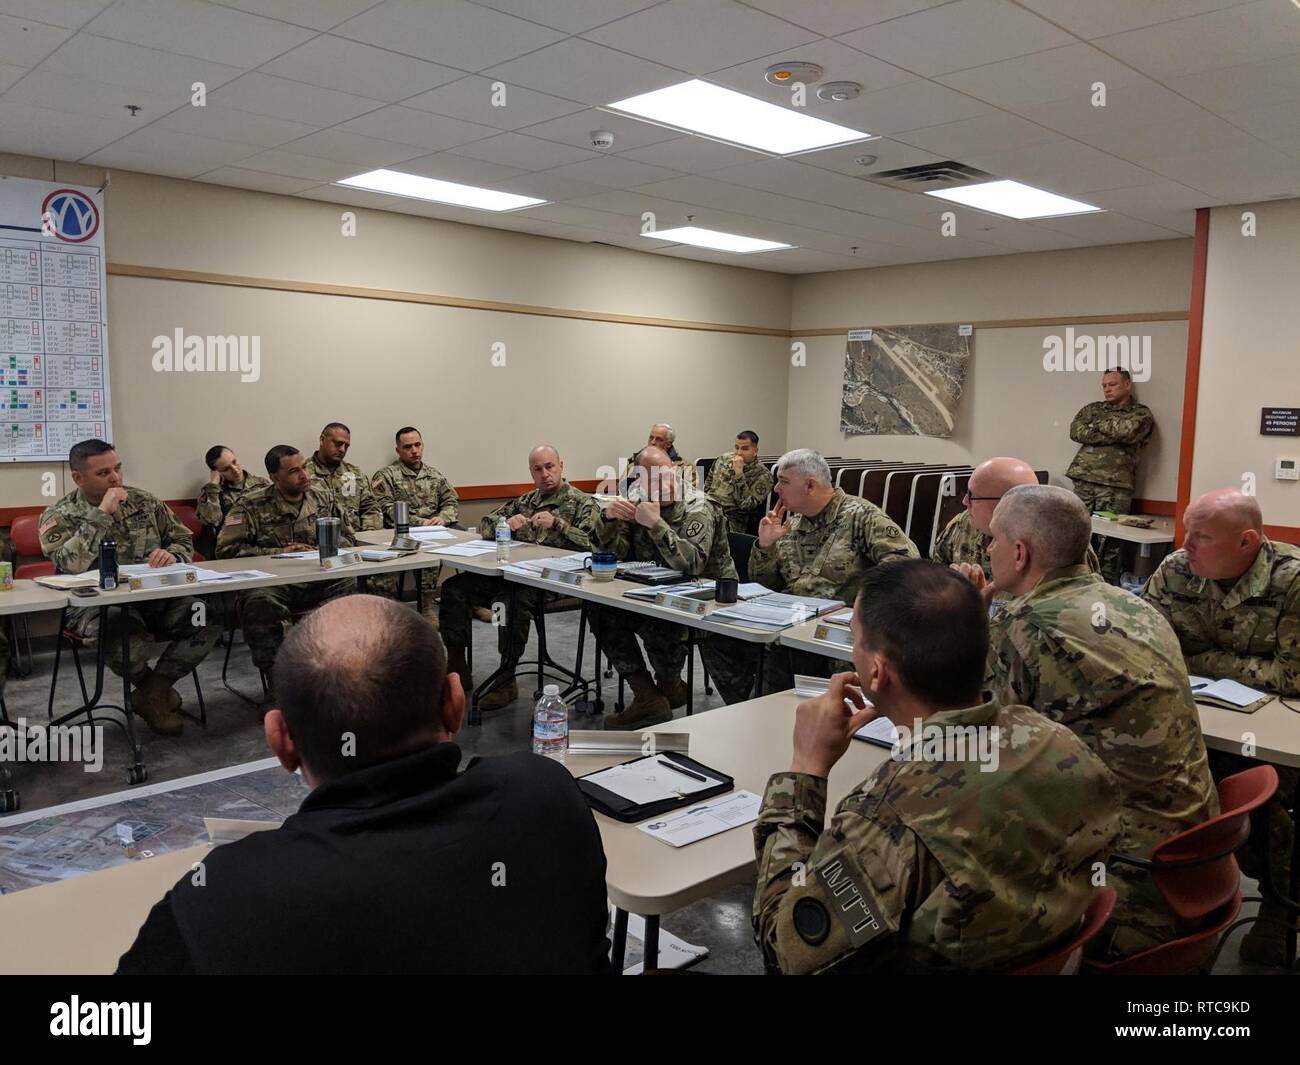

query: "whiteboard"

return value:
[0, 174, 111, 463]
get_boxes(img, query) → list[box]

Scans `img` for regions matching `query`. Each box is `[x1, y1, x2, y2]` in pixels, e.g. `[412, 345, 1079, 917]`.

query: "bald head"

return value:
[1182, 488, 1265, 581]
[988, 484, 1091, 595]
[966, 457, 1039, 534]
[528, 444, 564, 494]
[269, 595, 456, 785]
[631, 445, 680, 502]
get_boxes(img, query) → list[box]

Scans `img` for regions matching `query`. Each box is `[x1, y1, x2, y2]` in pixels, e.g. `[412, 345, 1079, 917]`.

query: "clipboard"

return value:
[576, 752, 735, 823]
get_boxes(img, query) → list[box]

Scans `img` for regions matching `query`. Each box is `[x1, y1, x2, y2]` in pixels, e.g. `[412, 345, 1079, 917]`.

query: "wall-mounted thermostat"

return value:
[1277, 457, 1299, 481]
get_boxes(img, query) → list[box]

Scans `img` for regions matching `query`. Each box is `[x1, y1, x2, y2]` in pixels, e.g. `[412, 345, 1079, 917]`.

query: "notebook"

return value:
[1189, 676, 1272, 713]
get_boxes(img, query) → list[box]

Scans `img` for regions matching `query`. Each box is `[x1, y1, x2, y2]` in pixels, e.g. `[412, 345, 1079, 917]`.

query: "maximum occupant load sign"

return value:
[0, 175, 111, 463]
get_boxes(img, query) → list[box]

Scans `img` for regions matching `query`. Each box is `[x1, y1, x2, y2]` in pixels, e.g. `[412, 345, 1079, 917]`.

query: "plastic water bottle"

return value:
[532, 684, 569, 759]
[495, 516, 512, 562]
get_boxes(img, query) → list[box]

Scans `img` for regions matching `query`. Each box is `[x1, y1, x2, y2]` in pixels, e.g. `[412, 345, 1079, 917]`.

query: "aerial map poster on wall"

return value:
[840, 323, 971, 438]
[0, 174, 111, 463]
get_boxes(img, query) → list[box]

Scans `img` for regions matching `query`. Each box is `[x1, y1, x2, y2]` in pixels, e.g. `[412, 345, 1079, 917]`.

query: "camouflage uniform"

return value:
[215, 483, 357, 672]
[704, 453, 773, 534]
[627, 448, 698, 493]
[1066, 399, 1154, 583]
[1142, 541, 1300, 908]
[439, 482, 599, 663]
[306, 453, 382, 532]
[708, 489, 918, 700]
[38, 487, 222, 685]
[591, 491, 735, 684]
[195, 473, 270, 530]
[932, 508, 1100, 580]
[367, 460, 460, 613]
[987, 563, 1219, 958]
[753, 698, 1122, 973]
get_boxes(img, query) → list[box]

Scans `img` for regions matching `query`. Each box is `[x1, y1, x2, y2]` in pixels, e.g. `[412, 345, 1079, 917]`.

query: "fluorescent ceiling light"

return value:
[607, 79, 870, 155]
[335, 169, 545, 211]
[924, 179, 1102, 219]
[641, 226, 793, 253]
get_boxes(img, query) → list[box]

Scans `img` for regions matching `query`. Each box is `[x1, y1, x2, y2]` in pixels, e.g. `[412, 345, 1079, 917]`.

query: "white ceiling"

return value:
[2, 0, 1298, 274]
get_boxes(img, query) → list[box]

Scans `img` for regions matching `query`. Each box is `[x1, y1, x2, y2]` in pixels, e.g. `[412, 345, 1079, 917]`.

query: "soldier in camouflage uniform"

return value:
[754, 561, 1121, 973]
[216, 445, 357, 681]
[367, 427, 459, 624]
[703, 449, 918, 703]
[306, 422, 382, 532]
[593, 447, 735, 729]
[703, 430, 773, 535]
[626, 422, 697, 494]
[1065, 368, 1155, 583]
[977, 484, 1218, 959]
[932, 456, 1099, 583]
[39, 440, 222, 735]
[1142, 487, 1300, 965]
[195, 445, 268, 544]
[440, 446, 599, 712]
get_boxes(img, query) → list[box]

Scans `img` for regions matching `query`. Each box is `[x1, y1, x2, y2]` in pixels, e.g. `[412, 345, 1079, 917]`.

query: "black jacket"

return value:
[116, 743, 611, 974]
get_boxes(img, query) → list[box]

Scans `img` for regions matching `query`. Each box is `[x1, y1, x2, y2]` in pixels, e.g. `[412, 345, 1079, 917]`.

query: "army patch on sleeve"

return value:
[38, 515, 58, 535]
[223, 513, 244, 526]
[814, 847, 893, 949]
[684, 518, 705, 538]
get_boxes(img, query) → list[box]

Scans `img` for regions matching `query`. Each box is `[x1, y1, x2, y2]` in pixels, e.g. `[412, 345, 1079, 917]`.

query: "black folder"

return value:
[576, 752, 735, 823]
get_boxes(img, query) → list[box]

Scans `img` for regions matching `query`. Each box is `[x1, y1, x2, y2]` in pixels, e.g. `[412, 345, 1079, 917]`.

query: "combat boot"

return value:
[478, 679, 519, 712]
[132, 671, 184, 736]
[445, 644, 473, 694]
[604, 670, 671, 730]
[1239, 898, 1299, 967]
[655, 672, 689, 710]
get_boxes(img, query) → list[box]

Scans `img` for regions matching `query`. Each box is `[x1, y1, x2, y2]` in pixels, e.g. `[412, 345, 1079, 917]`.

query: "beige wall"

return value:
[0, 152, 791, 508]
[1193, 198, 1300, 530]
[787, 241, 1194, 502]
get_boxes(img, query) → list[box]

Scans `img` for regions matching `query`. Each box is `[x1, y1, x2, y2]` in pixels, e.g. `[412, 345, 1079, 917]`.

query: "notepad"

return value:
[582, 756, 719, 805]
[854, 715, 900, 749]
[1189, 675, 1271, 713]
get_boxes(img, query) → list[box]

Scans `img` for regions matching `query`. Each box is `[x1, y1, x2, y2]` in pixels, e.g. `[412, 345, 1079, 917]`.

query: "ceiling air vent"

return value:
[862, 161, 993, 192]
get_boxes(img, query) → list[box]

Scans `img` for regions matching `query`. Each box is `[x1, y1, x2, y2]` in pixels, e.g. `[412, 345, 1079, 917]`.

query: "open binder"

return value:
[577, 752, 735, 823]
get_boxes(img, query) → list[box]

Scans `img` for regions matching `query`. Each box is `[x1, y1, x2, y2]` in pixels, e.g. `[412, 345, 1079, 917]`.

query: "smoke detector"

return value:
[765, 61, 823, 86]
[817, 81, 862, 102]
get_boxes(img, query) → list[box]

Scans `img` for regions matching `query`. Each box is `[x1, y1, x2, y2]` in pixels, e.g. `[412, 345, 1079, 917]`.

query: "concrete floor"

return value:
[0, 606, 1293, 975]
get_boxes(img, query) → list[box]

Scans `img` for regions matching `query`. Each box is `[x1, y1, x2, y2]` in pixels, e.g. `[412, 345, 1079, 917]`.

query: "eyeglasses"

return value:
[963, 490, 1003, 503]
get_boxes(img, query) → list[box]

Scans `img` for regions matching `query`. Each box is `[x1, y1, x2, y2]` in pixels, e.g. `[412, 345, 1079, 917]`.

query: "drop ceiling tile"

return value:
[1166, 55, 1300, 116]
[582, 0, 819, 75]
[1079, 114, 1261, 161]
[2, 68, 182, 122]
[0, 99, 137, 157]
[483, 38, 686, 105]
[83, 0, 315, 67]
[155, 102, 319, 146]
[1093, 0, 1300, 80]
[1087, 180, 1218, 213]
[524, 202, 635, 231]
[83, 124, 262, 168]
[396, 151, 527, 185]
[738, 0, 953, 37]
[1141, 141, 1300, 190]
[335, 105, 500, 150]
[538, 154, 686, 188]
[1017, 80, 1211, 142]
[821, 79, 993, 135]
[0, 61, 24, 92]
[484, 170, 612, 202]
[615, 135, 765, 173]
[835, 0, 1073, 76]
[515, 107, 682, 151]
[403, 75, 586, 130]
[892, 112, 1060, 156]
[236, 147, 363, 181]
[472, 0, 664, 34]
[705, 156, 937, 217]
[1016, 0, 1254, 38]
[0, 13, 74, 66]
[212, 0, 381, 31]
[36, 32, 246, 95]
[936, 43, 1148, 110]
[448, 131, 600, 169]
[334, 0, 565, 69]
[799, 137, 946, 178]
[0, 1, 113, 29]
[278, 128, 429, 166]
[195, 165, 320, 194]
[209, 72, 384, 125]
[296, 183, 409, 211]
[960, 138, 1161, 194]
[1031, 211, 1187, 242]
[260, 35, 464, 102]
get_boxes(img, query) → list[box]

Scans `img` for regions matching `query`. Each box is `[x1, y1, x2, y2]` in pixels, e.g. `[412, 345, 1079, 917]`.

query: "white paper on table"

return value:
[1189, 675, 1268, 707]
[194, 568, 274, 583]
[270, 550, 319, 560]
[408, 526, 456, 539]
[118, 562, 195, 577]
[825, 608, 854, 624]
[854, 715, 899, 749]
[582, 757, 718, 805]
[434, 541, 501, 557]
[637, 790, 760, 847]
[736, 582, 771, 600]
[513, 553, 590, 574]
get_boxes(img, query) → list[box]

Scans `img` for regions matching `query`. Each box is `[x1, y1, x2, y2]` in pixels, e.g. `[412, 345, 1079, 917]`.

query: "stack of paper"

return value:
[1189, 675, 1271, 712]
[711, 592, 841, 629]
[407, 525, 457, 540]
[434, 541, 501, 557]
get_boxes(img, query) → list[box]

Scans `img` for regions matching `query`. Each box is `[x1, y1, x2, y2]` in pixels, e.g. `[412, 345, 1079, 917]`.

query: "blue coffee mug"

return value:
[584, 551, 618, 581]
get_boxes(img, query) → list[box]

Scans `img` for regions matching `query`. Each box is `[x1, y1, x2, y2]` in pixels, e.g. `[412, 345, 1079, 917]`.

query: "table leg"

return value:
[117, 605, 146, 784]
[469, 581, 519, 725]
[1289, 799, 1299, 967]
[686, 631, 695, 716]
[643, 914, 660, 973]
[754, 644, 766, 698]
[610, 907, 628, 973]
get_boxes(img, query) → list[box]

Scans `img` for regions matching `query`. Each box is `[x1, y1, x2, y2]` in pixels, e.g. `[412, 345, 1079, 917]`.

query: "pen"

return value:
[1190, 682, 1208, 690]
[658, 757, 708, 783]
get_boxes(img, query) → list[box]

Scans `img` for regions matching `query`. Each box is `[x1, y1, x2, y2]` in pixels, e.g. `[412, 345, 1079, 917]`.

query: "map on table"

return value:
[839, 323, 971, 437]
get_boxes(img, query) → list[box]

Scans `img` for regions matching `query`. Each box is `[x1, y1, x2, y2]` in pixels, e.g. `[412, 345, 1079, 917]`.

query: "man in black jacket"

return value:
[117, 594, 611, 975]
